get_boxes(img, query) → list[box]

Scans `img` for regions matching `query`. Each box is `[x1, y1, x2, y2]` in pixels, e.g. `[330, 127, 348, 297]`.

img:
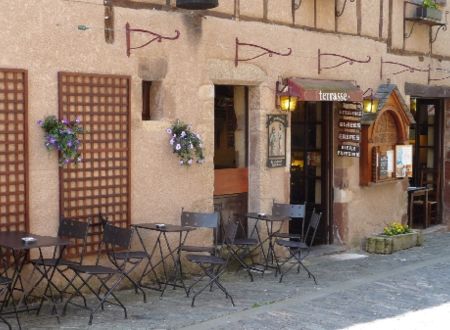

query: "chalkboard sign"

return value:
[379, 154, 389, 179]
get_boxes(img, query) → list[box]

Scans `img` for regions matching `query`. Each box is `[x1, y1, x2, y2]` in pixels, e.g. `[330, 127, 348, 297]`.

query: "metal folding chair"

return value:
[63, 223, 141, 325]
[0, 255, 20, 330]
[185, 221, 238, 307]
[275, 209, 322, 283]
[28, 217, 91, 308]
[221, 215, 260, 282]
[272, 202, 306, 239]
[180, 210, 220, 255]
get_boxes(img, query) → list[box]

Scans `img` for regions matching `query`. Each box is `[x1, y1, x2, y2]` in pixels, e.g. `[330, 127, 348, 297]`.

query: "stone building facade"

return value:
[1, 0, 450, 249]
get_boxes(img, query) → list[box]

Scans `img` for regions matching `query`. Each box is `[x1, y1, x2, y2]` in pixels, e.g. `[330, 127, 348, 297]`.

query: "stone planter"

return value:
[416, 7, 443, 22]
[366, 231, 423, 254]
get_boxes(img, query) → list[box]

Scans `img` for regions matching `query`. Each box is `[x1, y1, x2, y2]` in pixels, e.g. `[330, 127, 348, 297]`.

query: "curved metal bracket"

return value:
[336, 0, 355, 17]
[318, 49, 371, 75]
[380, 58, 430, 79]
[404, 21, 417, 39]
[235, 38, 292, 67]
[125, 22, 180, 57]
[431, 11, 448, 43]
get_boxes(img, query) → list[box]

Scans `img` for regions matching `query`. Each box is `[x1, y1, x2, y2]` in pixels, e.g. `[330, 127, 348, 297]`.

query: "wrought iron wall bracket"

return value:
[431, 17, 448, 43]
[318, 49, 371, 75]
[235, 38, 292, 67]
[428, 67, 450, 84]
[380, 58, 430, 80]
[336, 0, 355, 17]
[125, 22, 180, 57]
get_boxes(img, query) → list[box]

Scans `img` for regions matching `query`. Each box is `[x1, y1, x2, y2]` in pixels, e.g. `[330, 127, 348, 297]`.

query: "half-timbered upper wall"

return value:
[121, 0, 450, 58]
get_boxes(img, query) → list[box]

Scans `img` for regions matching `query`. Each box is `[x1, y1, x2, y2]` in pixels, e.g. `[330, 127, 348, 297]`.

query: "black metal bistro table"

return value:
[245, 212, 290, 274]
[0, 231, 71, 321]
[132, 223, 195, 297]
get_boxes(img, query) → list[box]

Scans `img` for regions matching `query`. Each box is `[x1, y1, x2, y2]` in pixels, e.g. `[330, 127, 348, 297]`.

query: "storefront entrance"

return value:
[290, 101, 333, 244]
[409, 98, 444, 226]
[213, 85, 248, 240]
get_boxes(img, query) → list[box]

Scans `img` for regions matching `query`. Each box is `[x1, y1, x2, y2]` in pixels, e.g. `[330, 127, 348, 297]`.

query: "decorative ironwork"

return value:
[431, 17, 448, 43]
[336, 0, 355, 17]
[380, 58, 429, 79]
[125, 22, 180, 57]
[292, 0, 303, 11]
[235, 38, 292, 67]
[318, 49, 371, 74]
[428, 67, 450, 83]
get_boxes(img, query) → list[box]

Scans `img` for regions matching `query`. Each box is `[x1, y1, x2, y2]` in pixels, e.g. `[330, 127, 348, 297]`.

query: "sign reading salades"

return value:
[337, 102, 362, 158]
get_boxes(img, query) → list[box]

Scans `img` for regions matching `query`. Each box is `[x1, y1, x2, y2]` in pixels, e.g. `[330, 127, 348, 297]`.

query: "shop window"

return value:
[360, 85, 415, 185]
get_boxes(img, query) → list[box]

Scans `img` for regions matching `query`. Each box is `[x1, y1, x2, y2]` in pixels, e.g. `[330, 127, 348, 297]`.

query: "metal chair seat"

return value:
[272, 232, 302, 239]
[233, 238, 258, 246]
[70, 264, 120, 275]
[31, 258, 78, 267]
[276, 239, 308, 249]
[110, 251, 147, 260]
[186, 254, 226, 265]
[180, 245, 216, 253]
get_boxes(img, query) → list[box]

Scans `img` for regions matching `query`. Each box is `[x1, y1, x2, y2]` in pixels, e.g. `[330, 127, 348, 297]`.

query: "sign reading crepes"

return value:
[337, 102, 362, 158]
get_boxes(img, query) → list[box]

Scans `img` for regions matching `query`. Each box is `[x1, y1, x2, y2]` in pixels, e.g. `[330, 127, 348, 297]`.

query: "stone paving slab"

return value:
[7, 230, 450, 329]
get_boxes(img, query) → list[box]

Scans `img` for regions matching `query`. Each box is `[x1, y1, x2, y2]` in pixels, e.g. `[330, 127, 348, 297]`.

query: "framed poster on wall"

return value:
[267, 114, 288, 168]
[395, 145, 413, 177]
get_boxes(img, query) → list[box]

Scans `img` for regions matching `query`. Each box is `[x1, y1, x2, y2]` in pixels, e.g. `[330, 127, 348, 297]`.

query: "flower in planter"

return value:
[166, 119, 204, 166]
[38, 115, 84, 166]
[383, 222, 411, 236]
[423, 0, 438, 9]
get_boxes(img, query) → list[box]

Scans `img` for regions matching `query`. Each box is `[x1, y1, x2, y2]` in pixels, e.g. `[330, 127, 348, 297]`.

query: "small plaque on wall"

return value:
[267, 114, 288, 168]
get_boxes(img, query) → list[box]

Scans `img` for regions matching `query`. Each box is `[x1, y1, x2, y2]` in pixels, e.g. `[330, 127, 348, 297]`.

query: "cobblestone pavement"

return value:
[10, 229, 450, 329]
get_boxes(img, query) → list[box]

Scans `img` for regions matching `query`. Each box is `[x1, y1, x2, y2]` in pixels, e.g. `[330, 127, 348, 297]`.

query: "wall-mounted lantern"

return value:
[276, 79, 298, 112]
[176, 0, 219, 10]
[362, 88, 379, 113]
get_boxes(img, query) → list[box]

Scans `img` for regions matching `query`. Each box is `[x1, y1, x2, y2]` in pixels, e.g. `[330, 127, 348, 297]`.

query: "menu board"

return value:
[395, 145, 413, 177]
[337, 102, 361, 158]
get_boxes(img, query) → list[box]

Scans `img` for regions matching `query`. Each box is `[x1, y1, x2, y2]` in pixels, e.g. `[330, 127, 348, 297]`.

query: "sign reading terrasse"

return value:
[337, 102, 362, 158]
[319, 91, 349, 101]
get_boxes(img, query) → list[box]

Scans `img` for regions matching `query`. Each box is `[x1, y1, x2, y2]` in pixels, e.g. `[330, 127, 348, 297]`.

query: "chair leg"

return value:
[191, 265, 234, 307]
[292, 252, 317, 285]
[228, 246, 254, 282]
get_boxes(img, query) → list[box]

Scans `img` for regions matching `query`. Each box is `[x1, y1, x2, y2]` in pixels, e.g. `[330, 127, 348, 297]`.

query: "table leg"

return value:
[135, 228, 161, 290]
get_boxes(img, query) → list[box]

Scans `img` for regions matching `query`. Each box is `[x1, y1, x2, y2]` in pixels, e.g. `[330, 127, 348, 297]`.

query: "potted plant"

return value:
[366, 222, 423, 254]
[166, 119, 205, 166]
[416, 0, 443, 22]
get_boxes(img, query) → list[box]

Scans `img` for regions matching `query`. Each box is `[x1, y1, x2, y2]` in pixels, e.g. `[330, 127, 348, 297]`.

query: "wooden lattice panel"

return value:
[59, 72, 130, 255]
[0, 69, 28, 233]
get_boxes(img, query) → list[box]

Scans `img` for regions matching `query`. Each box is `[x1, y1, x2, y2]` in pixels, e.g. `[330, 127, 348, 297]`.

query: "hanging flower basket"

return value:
[166, 119, 205, 166]
[38, 115, 84, 166]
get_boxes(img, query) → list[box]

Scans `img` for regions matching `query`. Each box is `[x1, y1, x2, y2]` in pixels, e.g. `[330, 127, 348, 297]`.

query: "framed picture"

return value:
[267, 114, 288, 168]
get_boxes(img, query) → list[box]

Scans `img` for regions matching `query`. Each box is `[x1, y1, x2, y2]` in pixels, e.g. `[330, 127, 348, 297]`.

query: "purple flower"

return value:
[67, 141, 73, 147]
[75, 116, 81, 124]
[64, 159, 70, 164]
[181, 131, 186, 138]
[77, 156, 83, 162]
[48, 136, 56, 144]
[188, 159, 193, 165]
[61, 118, 69, 125]
[169, 138, 175, 145]
[175, 144, 181, 151]
[189, 144, 193, 149]
[179, 160, 184, 165]
[166, 128, 172, 134]
[37, 120, 43, 127]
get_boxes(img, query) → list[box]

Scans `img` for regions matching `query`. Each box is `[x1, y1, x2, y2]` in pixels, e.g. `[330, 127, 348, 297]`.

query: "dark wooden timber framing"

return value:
[108, 0, 450, 60]
[0, 69, 29, 233]
[58, 72, 131, 255]
[379, 0, 384, 39]
[356, 0, 362, 35]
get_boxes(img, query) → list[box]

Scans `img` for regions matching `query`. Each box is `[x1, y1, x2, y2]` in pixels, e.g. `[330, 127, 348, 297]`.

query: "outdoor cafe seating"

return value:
[0, 205, 322, 327]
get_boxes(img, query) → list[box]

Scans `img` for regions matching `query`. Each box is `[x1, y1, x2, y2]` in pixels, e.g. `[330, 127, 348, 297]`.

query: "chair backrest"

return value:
[58, 217, 91, 263]
[58, 217, 91, 240]
[303, 209, 322, 248]
[181, 211, 220, 228]
[222, 221, 238, 246]
[272, 202, 306, 219]
[103, 223, 133, 249]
